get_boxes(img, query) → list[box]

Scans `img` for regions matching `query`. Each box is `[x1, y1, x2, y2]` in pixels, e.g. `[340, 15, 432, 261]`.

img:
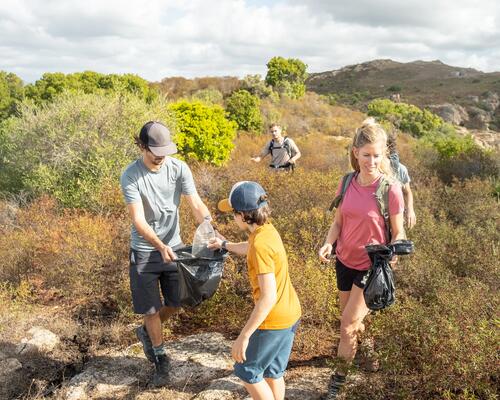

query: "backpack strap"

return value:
[328, 172, 355, 211]
[374, 177, 391, 243]
[269, 137, 292, 158]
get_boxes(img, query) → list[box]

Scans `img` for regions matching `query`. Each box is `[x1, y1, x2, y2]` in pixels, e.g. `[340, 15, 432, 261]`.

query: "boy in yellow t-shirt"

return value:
[208, 181, 301, 400]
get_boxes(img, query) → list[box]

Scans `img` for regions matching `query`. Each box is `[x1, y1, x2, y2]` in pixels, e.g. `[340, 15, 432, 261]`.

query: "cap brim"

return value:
[149, 143, 177, 157]
[218, 198, 233, 213]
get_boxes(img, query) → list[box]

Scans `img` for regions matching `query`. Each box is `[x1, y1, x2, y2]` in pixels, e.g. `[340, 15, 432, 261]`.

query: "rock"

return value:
[61, 355, 149, 400]
[17, 327, 60, 354]
[466, 107, 491, 130]
[427, 103, 468, 125]
[0, 350, 7, 360]
[165, 332, 233, 388]
[194, 375, 245, 399]
[0, 358, 23, 376]
[480, 92, 499, 112]
[284, 367, 332, 400]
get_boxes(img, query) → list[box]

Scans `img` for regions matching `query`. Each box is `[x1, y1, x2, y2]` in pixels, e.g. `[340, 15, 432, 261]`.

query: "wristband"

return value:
[221, 240, 228, 250]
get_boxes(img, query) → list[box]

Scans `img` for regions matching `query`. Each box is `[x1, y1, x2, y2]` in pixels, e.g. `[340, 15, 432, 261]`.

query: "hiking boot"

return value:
[135, 325, 155, 363]
[152, 353, 171, 387]
[323, 373, 346, 399]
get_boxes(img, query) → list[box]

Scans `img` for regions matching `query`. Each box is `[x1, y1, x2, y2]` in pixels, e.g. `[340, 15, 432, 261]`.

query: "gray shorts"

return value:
[129, 246, 182, 315]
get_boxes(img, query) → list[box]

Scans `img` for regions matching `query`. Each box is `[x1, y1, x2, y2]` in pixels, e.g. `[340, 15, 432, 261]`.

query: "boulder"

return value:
[17, 327, 60, 354]
[466, 107, 491, 130]
[427, 103, 468, 125]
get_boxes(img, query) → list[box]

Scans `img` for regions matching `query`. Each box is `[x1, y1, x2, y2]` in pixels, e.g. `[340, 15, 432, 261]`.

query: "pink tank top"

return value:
[335, 174, 404, 270]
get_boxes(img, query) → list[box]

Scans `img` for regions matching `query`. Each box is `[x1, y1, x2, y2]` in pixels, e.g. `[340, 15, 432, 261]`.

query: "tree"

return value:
[0, 71, 24, 120]
[265, 56, 308, 99]
[168, 100, 237, 166]
[24, 72, 158, 104]
[225, 90, 263, 133]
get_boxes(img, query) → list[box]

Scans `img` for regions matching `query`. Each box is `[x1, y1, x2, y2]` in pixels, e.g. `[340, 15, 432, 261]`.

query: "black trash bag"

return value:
[363, 240, 414, 311]
[174, 245, 228, 307]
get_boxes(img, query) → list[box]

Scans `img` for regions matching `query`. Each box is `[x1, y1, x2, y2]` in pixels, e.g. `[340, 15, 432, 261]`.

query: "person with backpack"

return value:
[251, 123, 301, 171]
[208, 181, 301, 400]
[387, 133, 416, 229]
[318, 118, 406, 399]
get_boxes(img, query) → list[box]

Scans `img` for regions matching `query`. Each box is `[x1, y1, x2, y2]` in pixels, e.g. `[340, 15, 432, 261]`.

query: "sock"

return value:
[153, 343, 167, 357]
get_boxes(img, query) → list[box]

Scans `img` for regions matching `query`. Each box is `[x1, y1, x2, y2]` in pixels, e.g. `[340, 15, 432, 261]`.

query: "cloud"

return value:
[0, 0, 498, 83]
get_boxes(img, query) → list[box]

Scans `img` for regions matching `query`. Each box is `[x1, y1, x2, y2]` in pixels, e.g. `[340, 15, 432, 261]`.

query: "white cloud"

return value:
[0, 0, 498, 83]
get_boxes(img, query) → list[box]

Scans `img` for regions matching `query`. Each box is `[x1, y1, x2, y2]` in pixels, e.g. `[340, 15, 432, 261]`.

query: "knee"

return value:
[143, 311, 160, 321]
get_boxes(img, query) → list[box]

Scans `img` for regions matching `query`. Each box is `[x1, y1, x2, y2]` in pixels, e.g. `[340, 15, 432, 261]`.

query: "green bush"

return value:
[0, 92, 172, 210]
[168, 100, 237, 166]
[25, 71, 158, 104]
[368, 98, 444, 138]
[225, 89, 263, 133]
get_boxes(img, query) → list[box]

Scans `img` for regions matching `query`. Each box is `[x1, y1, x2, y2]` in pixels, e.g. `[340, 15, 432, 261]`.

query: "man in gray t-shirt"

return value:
[251, 123, 301, 171]
[120, 121, 212, 386]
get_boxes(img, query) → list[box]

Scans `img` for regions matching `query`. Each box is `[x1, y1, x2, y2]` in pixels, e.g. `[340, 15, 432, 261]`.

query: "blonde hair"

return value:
[350, 118, 393, 177]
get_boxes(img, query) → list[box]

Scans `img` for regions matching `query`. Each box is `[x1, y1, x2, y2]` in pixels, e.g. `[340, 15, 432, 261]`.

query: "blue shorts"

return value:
[234, 320, 300, 384]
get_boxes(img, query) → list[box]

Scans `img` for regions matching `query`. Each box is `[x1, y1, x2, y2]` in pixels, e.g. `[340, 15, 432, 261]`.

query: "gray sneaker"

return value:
[135, 325, 155, 363]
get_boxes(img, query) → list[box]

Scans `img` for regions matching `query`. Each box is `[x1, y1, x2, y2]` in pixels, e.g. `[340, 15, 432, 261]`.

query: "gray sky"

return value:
[1, 0, 499, 83]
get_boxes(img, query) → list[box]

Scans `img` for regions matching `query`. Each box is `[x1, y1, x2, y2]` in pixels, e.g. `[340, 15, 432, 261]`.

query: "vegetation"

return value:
[225, 89, 263, 133]
[24, 71, 159, 104]
[168, 100, 237, 166]
[0, 71, 24, 120]
[265, 56, 308, 99]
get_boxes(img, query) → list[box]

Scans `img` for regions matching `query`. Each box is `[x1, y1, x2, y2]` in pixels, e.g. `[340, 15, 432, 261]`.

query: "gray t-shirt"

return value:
[260, 137, 299, 167]
[120, 157, 197, 251]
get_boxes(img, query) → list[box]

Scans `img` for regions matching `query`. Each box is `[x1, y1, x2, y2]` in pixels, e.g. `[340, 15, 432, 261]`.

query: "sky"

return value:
[1, 0, 499, 83]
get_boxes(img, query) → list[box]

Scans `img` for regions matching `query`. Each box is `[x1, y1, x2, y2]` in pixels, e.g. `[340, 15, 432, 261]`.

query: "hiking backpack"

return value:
[268, 137, 296, 159]
[328, 172, 392, 243]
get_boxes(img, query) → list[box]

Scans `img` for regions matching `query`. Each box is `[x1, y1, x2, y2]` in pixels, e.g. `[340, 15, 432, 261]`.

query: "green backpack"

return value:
[328, 172, 391, 243]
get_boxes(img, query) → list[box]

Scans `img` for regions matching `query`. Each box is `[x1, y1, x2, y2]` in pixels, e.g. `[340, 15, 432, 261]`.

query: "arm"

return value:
[318, 207, 342, 262]
[232, 273, 277, 363]
[126, 202, 176, 262]
[402, 183, 416, 229]
[251, 142, 271, 163]
[289, 142, 301, 164]
[183, 192, 211, 225]
[207, 237, 249, 256]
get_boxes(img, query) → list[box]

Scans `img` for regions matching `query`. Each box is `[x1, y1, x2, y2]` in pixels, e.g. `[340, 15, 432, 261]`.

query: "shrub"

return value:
[368, 98, 444, 138]
[0, 92, 172, 210]
[168, 100, 237, 166]
[24, 71, 158, 104]
[225, 89, 263, 133]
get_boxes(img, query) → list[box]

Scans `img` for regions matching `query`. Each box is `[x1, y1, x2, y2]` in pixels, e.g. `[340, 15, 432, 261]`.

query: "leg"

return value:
[243, 380, 275, 400]
[338, 290, 350, 314]
[159, 305, 179, 322]
[337, 285, 370, 363]
[144, 311, 163, 347]
[264, 377, 285, 400]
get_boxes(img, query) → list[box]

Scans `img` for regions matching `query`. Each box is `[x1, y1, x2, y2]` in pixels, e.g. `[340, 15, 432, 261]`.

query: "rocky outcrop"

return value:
[16, 326, 60, 354]
[427, 103, 469, 125]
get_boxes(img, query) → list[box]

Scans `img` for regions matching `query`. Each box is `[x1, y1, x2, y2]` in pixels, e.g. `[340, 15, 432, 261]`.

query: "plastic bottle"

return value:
[191, 218, 215, 257]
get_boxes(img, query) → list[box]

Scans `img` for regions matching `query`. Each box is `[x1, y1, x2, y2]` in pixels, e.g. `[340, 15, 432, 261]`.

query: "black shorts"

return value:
[335, 258, 370, 291]
[129, 246, 182, 315]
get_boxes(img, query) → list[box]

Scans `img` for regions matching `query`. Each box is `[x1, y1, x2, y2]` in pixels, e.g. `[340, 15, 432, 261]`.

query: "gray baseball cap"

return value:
[139, 121, 177, 156]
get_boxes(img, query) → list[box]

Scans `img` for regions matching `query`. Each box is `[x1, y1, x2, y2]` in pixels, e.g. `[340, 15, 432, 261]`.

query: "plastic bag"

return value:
[363, 240, 414, 311]
[175, 245, 227, 307]
[191, 220, 215, 257]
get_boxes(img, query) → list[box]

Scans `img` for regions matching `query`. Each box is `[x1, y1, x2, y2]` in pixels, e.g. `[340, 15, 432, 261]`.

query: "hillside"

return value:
[307, 59, 500, 131]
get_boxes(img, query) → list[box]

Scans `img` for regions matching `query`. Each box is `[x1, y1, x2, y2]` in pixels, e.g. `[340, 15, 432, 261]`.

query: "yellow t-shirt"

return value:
[247, 223, 302, 330]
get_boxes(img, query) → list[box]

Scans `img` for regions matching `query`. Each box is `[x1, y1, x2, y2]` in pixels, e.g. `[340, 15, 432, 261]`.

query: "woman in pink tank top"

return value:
[318, 118, 406, 399]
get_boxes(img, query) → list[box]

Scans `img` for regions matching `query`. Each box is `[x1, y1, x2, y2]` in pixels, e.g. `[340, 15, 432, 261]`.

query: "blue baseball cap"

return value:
[218, 181, 268, 212]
